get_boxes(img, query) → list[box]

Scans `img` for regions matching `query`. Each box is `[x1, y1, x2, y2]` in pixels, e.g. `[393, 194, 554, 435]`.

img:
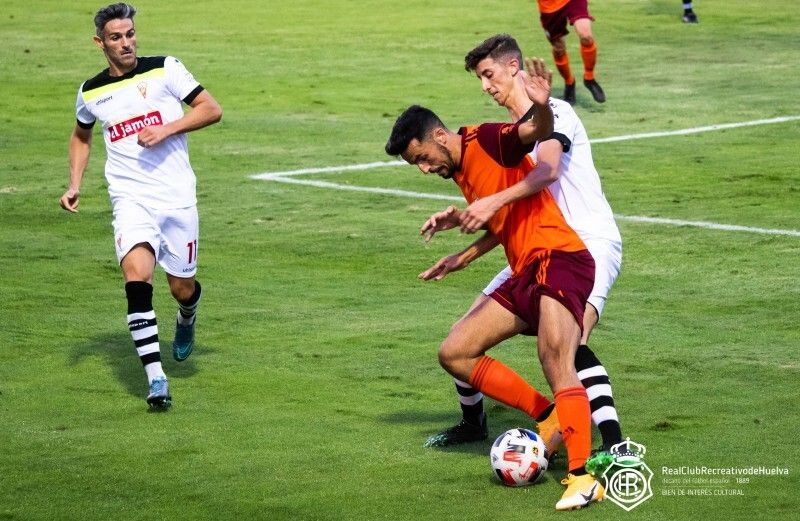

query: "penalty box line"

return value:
[251, 115, 800, 237]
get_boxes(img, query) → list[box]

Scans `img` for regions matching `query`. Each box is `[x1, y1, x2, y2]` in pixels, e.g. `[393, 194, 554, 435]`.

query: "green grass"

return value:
[1, 0, 799, 519]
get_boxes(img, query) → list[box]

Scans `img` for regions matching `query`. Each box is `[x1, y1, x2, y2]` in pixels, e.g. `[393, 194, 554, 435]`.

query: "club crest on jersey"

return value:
[108, 111, 163, 142]
[137, 81, 147, 98]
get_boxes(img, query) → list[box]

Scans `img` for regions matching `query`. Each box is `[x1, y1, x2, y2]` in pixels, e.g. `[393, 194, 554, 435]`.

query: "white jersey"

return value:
[529, 98, 622, 245]
[75, 56, 203, 209]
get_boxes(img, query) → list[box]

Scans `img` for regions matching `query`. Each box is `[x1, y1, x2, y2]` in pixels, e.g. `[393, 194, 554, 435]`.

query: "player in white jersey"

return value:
[421, 35, 622, 474]
[59, 3, 222, 409]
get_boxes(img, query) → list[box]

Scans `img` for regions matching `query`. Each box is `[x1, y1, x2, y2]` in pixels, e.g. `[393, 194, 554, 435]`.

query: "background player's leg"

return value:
[550, 37, 576, 104]
[573, 18, 605, 103]
[682, 2, 699, 23]
[167, 275, 201, 362]
[121, 244, 170, 408]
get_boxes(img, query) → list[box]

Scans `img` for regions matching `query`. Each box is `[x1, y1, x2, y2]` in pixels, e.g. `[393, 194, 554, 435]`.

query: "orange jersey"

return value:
[538, 0, 570, 14]
[455, 123, 586, 276]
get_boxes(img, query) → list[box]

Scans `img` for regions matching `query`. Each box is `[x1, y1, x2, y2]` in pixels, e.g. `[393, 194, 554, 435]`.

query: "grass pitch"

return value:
[1, 1, 799, 519]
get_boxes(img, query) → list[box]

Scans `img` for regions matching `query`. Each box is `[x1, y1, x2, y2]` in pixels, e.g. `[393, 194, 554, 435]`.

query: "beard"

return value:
[435, 143, 457, 179]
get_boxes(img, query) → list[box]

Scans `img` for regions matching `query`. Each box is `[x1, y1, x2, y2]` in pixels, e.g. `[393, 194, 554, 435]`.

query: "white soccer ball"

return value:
[490, 428, 549, 486]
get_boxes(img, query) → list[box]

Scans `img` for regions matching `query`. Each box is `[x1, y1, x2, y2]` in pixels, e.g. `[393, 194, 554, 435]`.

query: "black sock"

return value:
[455, 380, 485, 426]
[177, 280, 202, 325]
[125, 281, 163, 381]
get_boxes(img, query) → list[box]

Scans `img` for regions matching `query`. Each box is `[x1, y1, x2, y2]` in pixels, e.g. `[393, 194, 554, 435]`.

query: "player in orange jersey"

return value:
[535, 0, 605, 104]
[385, 73, 604, 510]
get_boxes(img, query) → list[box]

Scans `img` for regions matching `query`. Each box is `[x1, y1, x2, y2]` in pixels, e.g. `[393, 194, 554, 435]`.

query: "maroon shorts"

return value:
[539, 0, 594, 43]
[489, 249, 595, 336]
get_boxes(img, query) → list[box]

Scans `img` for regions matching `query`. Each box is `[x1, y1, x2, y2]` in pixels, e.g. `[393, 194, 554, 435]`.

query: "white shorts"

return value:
[482, 238, 622, 317]
[111, 199, 199, 278]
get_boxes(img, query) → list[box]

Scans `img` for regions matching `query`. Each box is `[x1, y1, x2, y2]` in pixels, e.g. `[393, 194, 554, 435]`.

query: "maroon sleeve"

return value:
[475, 122, 535, 167]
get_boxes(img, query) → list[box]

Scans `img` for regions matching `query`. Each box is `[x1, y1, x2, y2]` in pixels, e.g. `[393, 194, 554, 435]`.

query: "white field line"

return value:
[590, 115, 800, 144]
[251, 115, 800, 237]
[251, 115, 800, 179]
[262, 176, 800, 237]
[252, 160, 405, 180]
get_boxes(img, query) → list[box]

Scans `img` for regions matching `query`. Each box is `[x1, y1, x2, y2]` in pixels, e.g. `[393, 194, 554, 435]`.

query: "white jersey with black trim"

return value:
[75, 56, 204, 209]
[530, 98, 622, 244]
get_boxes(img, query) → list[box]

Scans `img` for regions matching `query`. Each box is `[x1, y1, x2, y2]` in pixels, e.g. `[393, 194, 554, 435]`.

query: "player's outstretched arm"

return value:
[60, 124, 93, 213]
[420, 205, 462, 242]
[418, 231, 500, 281]
[459, 139, 563, 233]
[137, 90, 222, 148]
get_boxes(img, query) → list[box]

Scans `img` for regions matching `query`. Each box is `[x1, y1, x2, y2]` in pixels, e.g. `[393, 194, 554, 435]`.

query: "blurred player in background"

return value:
[682, 1, 699, 23]
[385, 75, 605, 507]
[60, 3, 222, 409]
[421, 34, 623, 476]
[535, 0, 605, 104]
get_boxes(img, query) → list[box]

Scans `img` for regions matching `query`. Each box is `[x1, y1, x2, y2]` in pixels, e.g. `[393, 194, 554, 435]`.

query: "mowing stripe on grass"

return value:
[251, 115, 800, 179]
[251, 114, 800, 237]
[260, 176, 800, 237]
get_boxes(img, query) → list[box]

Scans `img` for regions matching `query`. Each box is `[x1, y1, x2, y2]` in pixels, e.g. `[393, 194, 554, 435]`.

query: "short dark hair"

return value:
[464, 34, 523, 72]
[385, 105, 446, 156]
[94, 3, 136, 36]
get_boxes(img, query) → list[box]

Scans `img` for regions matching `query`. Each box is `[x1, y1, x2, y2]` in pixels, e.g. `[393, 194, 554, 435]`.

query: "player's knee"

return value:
[438, 336, 468, 376]
[437, 339, 456, 373]
[579, 35, 594, 47]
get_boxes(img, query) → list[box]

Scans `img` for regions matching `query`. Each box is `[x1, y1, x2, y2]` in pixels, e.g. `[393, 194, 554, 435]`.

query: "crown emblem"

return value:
[137, 81, 147, 98]
[609, 437, 646, 464]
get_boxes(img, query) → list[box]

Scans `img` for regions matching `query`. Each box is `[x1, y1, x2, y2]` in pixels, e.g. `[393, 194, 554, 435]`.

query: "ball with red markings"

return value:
[490, 428, 549, 486]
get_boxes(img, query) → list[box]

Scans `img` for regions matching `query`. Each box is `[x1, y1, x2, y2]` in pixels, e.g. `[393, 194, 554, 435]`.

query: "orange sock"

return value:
[580, 41, 597, 81]
[554, 387, 592, 473]
[552, 50, 574, 85]
[469, 356, 552, 420]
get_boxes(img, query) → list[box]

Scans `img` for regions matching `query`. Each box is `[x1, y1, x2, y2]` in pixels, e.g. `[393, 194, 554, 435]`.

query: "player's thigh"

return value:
[572, 17, 594, 39]
[112, 199, 160, 281]
[157, 206, 199, 278]
[443, 297, 527, 360]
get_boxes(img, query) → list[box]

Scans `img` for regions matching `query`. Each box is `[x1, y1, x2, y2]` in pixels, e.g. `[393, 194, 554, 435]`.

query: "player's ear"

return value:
[93, 34, 105, 50]
[432, 127, 447, 145]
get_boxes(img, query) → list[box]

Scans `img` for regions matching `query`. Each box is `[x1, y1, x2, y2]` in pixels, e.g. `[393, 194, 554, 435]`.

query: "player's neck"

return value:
[108, 58, 138, 77]
[505, 89, 535, 122]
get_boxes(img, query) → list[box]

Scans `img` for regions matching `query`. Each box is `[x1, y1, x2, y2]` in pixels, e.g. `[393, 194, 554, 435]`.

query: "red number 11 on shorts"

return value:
[187, 239, 198, 263]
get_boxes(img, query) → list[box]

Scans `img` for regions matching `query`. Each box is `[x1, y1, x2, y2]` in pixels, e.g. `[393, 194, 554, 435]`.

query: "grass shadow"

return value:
[69, 329, 205, 398]
[382, 403, 547, 456]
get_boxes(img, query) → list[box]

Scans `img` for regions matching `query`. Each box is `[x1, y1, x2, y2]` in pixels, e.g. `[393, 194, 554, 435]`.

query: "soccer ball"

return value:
[490, 428, 549, 486]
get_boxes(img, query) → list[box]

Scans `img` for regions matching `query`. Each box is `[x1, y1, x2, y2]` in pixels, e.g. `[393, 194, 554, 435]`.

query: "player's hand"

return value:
[418, 253, 468, 281]
[420, 205, 461, 242]
[460, 195, 501, 233]
[137, 125, 170, 149]
[59, 188, 80, 213]
[521, 57, 552, 105]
